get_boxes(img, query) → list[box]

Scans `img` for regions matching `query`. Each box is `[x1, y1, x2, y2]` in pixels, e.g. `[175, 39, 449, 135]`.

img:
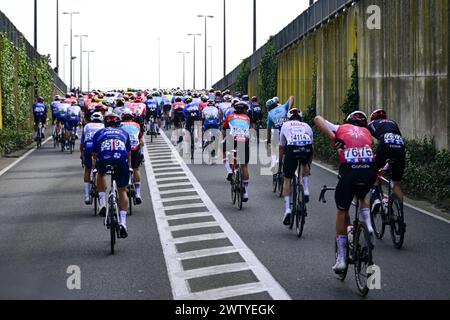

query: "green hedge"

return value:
[0, 127, 33, 155]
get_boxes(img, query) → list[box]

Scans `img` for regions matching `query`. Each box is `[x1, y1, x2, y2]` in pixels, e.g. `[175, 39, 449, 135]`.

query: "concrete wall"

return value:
[248, 0, 449, 149]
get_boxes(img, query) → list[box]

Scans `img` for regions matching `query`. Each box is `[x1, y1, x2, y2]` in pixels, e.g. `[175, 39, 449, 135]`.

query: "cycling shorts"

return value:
[83, 148, 94, 169]
[283, 145, 313, 179]
[223, 139, 250, 165]
[131, 149, 143, 169]
[335, 163, 377, 211]
[375, 144, 406, 182]
[96, 160, 130, 189]
[34, 115, 46, 125]
[203, 119, 220, 131]
[163, 105, 172, 113]
[65, 118, 79, 131]
[146, 111, 159, 122]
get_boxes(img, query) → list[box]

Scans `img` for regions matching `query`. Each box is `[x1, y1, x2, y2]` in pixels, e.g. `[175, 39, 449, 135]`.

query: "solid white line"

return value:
[0, 137, 52, 178]
[148, 132, 291, 300]
[175, 263, 250, 280]
[179, 283, 267, 300]
[174, 247, 238, 260]
[168, 221, 220, 232]
[312, 161, 450, 224]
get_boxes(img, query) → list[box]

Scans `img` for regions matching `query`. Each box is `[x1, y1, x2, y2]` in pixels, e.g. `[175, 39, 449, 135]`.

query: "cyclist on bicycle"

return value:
[92, 113, 132, 239]
[223, 101, 251, 202]
[267, 96, 295, 173]
[183, 97, 202, 147]
[81, 112, 105, 204]
[145, 95, 161, 135]
[368, 109, 406, 208]
[120, 109, 144, 205]
[280, 108, 314, 225]
[66, 101, 82, 140]
[218, 95, 233, 126]
[314, 111, 376, 273]
[171, 97, 186, 145]
[51, 95, 62, 136]
[250, 96, 262, 127]
[33, 96, 48, 140]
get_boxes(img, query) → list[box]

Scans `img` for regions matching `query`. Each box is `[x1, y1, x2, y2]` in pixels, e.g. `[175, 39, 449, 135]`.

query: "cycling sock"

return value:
[224, 163, 232, 174]
[271, 155, 277, 164]
[99, 192, 106, 207]
[120, 211, 127, 226]
[284, 196, 291, 212]
[84, 183, 91, 197]
[135, 183, 141, 197]
[243, 181, 249, 195]
[302, 176, 309, 194]
[360, 208, 373, 232]
[337, 236, 348, 260]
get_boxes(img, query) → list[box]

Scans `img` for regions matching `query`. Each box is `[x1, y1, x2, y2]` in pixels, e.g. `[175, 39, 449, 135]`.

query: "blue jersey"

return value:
[82, 122, 105, 151]
[92, 127, 131, 163]
[183, 103, 202, 121]
[51, 101, 61, 117]
[33, 103, 47, 117]
[267, 101, 289, 130]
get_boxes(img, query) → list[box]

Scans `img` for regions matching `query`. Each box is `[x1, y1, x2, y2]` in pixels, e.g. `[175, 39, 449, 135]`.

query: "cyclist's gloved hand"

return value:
[334, 138, 346, 151]
[129, 168, 134, 174]
[92, 169, 98, 174]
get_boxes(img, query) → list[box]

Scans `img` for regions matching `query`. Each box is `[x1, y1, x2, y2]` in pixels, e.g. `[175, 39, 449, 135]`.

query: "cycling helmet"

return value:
[201, 95, 209, 103]
[234, 101, 248, 114]
[185, 97, 193, 104]
[207, 99, 215, 106]
[37, 96, 44, 103]
[231, 98, 240, 106]
[90, 112, 104, 123]
[266, 99, 277, 111]
[104, 113, 121, 127]
[273, 97, 280, 104]
[287, 108, 303, 121]
[65, 93, 71, 98]
[116, 99, 125, 107]
[175, 97, 182, 103]
[370, 109, 387, 122]
[215, 90, 222, 97]
[54, 95, 61, 101]
[224, 89, 231, 95]
[193, 92, 199, 98]
[152, 91, 161, 97]
[251, 96, 258, 103]
[224, 95, 232, 102]
[121, 109, 134, 122]
[242, 95, 250, 102]
[346, 111, 368, 127]
[235, 92, 242, 99]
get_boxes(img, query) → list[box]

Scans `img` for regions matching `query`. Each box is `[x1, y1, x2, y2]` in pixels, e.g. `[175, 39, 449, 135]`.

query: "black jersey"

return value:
[368, 119, 404, 147]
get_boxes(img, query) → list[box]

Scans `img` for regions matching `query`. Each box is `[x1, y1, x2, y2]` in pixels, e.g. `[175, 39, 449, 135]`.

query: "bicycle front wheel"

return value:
[296, 183, 306, 238]
[231, 173, 237, 205]
[272, 174, 278, 193]
[290, 178, 297, 230]
[237, 170, 243, 210]
[389, 194, 405, 249]
[278, 174, 284, 198]
[354, 222, 373, 297]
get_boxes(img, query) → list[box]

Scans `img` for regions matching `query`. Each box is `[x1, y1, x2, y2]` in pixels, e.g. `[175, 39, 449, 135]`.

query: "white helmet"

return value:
[273, 97, 280, 104]
[91, 112, 104, 123]
[287, 108, 303, 120]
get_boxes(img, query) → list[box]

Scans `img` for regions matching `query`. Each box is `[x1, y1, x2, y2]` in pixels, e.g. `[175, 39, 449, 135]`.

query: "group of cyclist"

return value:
[33, 87, 406, 272]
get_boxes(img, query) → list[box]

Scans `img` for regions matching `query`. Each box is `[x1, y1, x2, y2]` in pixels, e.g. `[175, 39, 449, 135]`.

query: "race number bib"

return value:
[35, 107, 45, 113]
[384, 133, 404, 146]
[230, 127, 249, 142]
[288, 132, 312, 146]
[129, 134, 139, 148]
[344, 147, 374, 164]
[101, 139, 126, 152]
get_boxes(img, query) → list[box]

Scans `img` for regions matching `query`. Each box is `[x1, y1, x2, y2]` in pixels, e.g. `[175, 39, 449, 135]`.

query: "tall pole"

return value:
[253, 0, 256, 52]
[178, 52, 190, 90]
[209, 46, 213, 88]
[198, 15, 214, 90]
[34, 0, 37, 49]
[75, 35, 88, 92]
[187, 33, 202, 90]
[56, 0, 59, 73]
[223, 0, 226, 77]
[83, 50, 94, 92]
[63, 12, 80, 91]
[63, 44, 68, 82]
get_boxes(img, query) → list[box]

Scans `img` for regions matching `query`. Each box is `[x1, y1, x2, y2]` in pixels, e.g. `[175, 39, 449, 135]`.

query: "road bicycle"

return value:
[370, 159, 406, 249]
[35, 122, 43, 149]
[288, 168, 307, 238]
[202, 128, 218, 165]
[229, 143, 245, 210]
[104, 166, 122, 255]
[147, 116, 157, 143]
[272, 161, 284, 198]
[319, 183, 375, 297]
[127, 171, 136, 216]
[90, 169, 99, 216]
[69, 129, 76, 154]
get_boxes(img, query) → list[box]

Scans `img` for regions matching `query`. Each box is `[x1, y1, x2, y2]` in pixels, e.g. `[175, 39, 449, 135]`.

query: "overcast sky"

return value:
[1, 0, 310, 91]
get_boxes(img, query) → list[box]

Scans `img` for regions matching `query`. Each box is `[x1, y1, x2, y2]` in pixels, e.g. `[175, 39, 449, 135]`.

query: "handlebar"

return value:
[319, 185, 336, 203]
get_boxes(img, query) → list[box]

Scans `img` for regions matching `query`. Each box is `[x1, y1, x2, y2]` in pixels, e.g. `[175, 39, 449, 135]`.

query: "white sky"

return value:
[1, 0, 310, 91]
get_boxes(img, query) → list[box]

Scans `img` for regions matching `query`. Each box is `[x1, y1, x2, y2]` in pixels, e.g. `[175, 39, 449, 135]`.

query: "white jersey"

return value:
[67, 105, 81, 117]
[218, 102, 232, 120]
[202, 106, 219, 120]
[280, 120, 314, 147]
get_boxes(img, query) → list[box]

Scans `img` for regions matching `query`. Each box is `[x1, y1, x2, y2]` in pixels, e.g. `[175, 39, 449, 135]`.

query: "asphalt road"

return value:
[0, 133, 449, 300]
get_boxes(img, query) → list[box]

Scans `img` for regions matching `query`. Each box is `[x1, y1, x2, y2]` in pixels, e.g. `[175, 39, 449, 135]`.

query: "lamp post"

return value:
[208, 46, 213, 88]
[62, 11, 80, 91]
[34, 0, 37, 49]
[253, 0, 257, 52]
[83, 50, 94, 92]
[223, 0, 226, 77]
[74, 34, 88, 92]
[177, 51, 190, 90]
[56, 0, 59, 73]
[62, 44, 68, 83]
[187, 33, 202, 90]
[157, 37, 161, 89]
[197, 15, 214, 90]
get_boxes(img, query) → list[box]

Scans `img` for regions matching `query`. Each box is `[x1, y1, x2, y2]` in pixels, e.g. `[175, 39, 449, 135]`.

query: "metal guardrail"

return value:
[0, 10, 67, 93]
[214, 0, 356, 90]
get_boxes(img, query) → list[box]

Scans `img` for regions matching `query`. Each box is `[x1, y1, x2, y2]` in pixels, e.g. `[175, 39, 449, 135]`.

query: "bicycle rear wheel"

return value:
[278, 174, 284, 198]
[354, 222, 373, 297]
[290, 178, 297, 230]
[389, 194, 405, 249]
[370, 188, 386, 239]
[237, 170, 243, 210]
[272, 174, 278, 193]
[296, 183, 306, 238]
[128, 186, 134, 216]
[231, 173, 237, 205]
[110, 210, 116, 255]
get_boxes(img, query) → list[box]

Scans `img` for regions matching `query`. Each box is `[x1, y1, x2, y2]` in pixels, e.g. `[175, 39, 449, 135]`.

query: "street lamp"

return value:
[74, 34, 88, 92]
[157, 37, 161, 89]
[34, 0, 37, 49]
[56, 0, 59, 73]
[83, 50, 95, 92]
[197, 15, 214, 90]
[177, 51, 190, 90]
[187, 33, 202, 90]
[223, 0, 226, 77]
[253, 0, 257, 52]
[208, 46, 213, 88]
[62, 11, 80, 91]
[62, 44, 68, 83]
[71, 56, 77, 90]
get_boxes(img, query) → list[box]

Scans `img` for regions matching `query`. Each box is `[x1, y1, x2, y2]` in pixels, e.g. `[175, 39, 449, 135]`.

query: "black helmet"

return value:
[346, 111, 368, 127]
[104, 113, 121, 127]
[234, 101, 248, 114]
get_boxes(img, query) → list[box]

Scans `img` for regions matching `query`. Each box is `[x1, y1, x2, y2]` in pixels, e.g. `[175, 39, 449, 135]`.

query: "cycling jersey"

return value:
[92, 127, 131, 189]
[368, 119, 404, 147]
[50, 101, 61, 119]
[218, 102, 233, 122]
[202, 106, 220, 131]
[267, 101, 289, 130]
[145, 99, 161, 118]
[33, 102, 47, 117]
[183, 103, 202, 121]
[120, 121, 142, 152]
[128, 103, 146, 118]
[223, 113, 251, 143]
[56, 103, 70, 122]
[280, 121, 314, 147]
[82, 122, 105, 169]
